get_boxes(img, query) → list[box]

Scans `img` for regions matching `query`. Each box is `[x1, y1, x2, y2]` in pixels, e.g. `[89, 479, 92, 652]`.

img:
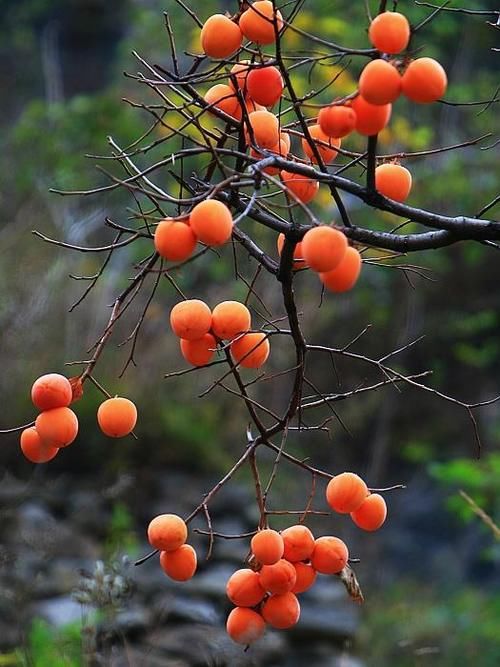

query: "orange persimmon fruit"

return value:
[318, 104, 357, 138]
[97, 397, 137, 438]
[261, 592, 300, 629]
[226, 568, 266, 607]
[154, 219, 197, 262]
[277, 233, 307, 270]
[201, 14, 242, 59]
[259, 559, 297, 595]
[375, 163, 412, 202]
[358, 59, 401, 105]
[20, 427, 59, 463]
[311, 536, 349, 574]
[246, 109, 280, 148]
[226, 607, 266, 645]
[204, 84, 241, 120]
[368, 11, 410, 54]
[160, 544, 197, 581]
[230, 333, 270, 369]
[292, 562, 317, 594]
[239, 0, 283, 45]
[211, 301, 251, 341]
[281, 524, 315, 562]
[31, 373, 72, 411]
[170, 299, 212, 341]
[301, 226, 348, 273]
[35, 407, 78, 448]
[402, 57, 447, 103]
[326, 472, 368, 514]
[350, 95, 392, 136]
[147, 514, 188, 552]
[180, 333, 217, 367]
[280, 170, 319, 205]
[251, 529, 285, 565]
[229, 60, 251, 91]
[189, 200, 233, 246]
[320, 246, 362, 293]
[302, 124, 341, 163]
[246, 65, 284, 107]
[351, 493, 388, 531]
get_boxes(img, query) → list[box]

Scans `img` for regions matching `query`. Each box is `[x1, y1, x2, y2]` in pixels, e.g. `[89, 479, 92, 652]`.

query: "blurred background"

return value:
[0, 0, 499, 665]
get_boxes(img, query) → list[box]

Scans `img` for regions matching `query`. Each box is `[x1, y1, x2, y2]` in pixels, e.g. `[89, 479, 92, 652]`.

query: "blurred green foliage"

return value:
[15, 618, 82, 667]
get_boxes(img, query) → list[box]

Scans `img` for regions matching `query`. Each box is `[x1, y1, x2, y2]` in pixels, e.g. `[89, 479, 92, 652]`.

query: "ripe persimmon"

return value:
[311, 536, 349, 574]
[326, 472, 368, 514]
[147, 513, 188, 552]
[189, 200, 233, 247]
[280, 170, 319, 205]
[358, 59, 401, 105]
[230, 333, 270, 369]
[229, 61, 251, 91]
[320, 246, 362, 293]
[226, 607, 266, 645]
[375, 163, 412, 202]
[35, 407, 78, 448]
[281, 524, 315, 562]
[97, 397, 137, 438]
[204, 84, 241, 120]
[160, 544, 197, 581]
[246, 110, 280, 148]
[318, 104, 357, 138]
[368, 11, 410, 54]
[31, 373, 72, 411]
[226, 568, 266, 607]
[261, 592, 300, 629]
[350, 95, 392, 136]
[170, 299, 212, 341]
[301, 226, 348, 273]
[250, 135, 289, 175]
[154, 219, 197, 262]
[259, 559, 297, 594]
[402, 57, 447, 103]
[201, 14, 242, 59]
[239, 0, 284, 45]
[247, 65, 284, 107]
[20, 427, 59, 463]
[302, 124, 341, 163]
[351, 493, 387, 531]
[251, 529, 284, 565]
[180, 333, 217, 367]
[277, 233, 307, 270]
[211, 301, 251, 341]
[292, 562, 317, 594]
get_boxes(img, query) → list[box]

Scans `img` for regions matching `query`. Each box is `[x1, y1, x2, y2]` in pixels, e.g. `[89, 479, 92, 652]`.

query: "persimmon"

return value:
[35, 407, 78, 448]
[246, 110, 280, 148]
[31, 373, 72, 411]
[154, 219, 197, 262]
[326, 472, 368, 514]
[351, 493, 387, 531]
[229, 61, 251, 91]
[226, 568, 266, 607]
[170, 299, 212, 341]
[320, 246, 362, 293]
[189, 199, 233, 247]
[402, 57, 448, 103]
[230, 333, 270, 369]
[259, 559, 297, 594]
[160, 544, 197, 581]
[280, 170, 319, 205]
[301, 226, 348, 273]
[247, 65, 284, 107]
[97, 397, 137, 437]
[239, 0, 283, 45]
[318, 104, 357, 138]
[281, 524, 315, 562]
[292, 562, 317, 594]
[250, 135, 289, 175]
[251, 529, 284, 565]
[311, 536, 349, 574]
[261, 592, 300, 629]
[211, 301, 251, 341]
[180, 333, 217, 367]
[277, 233, 307, 270]
[350, 95, 392, 136]
[368, 11, 410, 54]
[147, 513, 188, 552]
[20, 427, 59, 463]
[204, 84, 241, 120]
[375, 163, 412, 202]
[226, 607, 266, 645]
[200, 14, 242, 59]
[302, 124, 341, 163]
[358, 59, 401, 105]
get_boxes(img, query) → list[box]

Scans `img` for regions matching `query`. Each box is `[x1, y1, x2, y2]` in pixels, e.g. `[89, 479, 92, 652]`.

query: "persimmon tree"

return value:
[3, 0, 499, 647]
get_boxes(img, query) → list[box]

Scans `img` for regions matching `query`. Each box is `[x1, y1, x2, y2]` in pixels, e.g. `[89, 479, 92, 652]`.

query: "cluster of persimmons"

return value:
[146, 472, 386, 645]
[20, 373, 137, 462]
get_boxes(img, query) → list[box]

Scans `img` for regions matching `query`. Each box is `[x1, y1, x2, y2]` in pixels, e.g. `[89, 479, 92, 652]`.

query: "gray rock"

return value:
[183, 563, 235, 600]
[154, 595, 222, 626]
